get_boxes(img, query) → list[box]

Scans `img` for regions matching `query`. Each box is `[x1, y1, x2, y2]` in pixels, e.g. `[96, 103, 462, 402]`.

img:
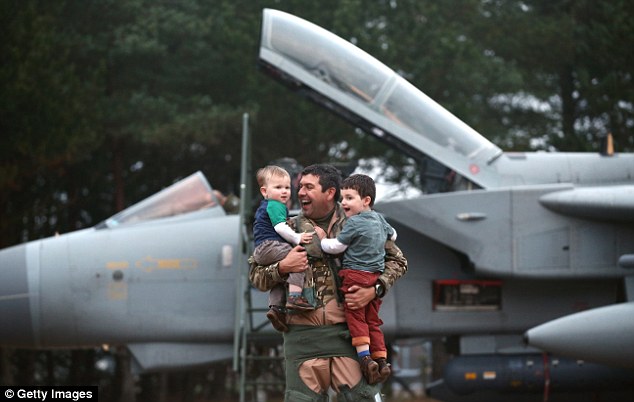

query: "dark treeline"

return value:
[2, 0, 632, 247]
[1, 0, 633, 400]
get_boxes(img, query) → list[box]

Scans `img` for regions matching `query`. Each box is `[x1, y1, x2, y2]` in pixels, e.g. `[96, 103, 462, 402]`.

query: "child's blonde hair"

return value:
[256, 165, 291, 187]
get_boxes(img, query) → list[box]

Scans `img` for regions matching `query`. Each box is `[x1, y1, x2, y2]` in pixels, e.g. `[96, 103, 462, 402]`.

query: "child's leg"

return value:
[253, 240, 291, 266]
[367, 298, 390, 382]
[268, 283, 285, 308]
[285, 272, 313, 310]
[367, 298, 386, 359]
[267, 284, 288, 332]
[287, 272, 304, 295]
[338, 270, 371, 353]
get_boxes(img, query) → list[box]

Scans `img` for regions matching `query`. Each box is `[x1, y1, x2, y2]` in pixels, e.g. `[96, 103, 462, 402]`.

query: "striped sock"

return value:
[358, 350, 370, 359]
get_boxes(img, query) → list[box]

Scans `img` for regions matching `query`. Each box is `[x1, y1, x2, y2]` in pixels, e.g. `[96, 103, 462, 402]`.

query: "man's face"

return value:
[298, 174, 335, 219]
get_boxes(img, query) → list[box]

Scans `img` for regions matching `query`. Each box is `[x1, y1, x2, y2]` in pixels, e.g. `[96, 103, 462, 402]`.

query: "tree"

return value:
[0, 1, 101, 246]
[473, 0, 633, 151]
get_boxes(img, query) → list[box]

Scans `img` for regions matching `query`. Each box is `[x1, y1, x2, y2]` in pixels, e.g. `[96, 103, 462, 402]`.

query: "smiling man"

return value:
[249, 164, 408, 402]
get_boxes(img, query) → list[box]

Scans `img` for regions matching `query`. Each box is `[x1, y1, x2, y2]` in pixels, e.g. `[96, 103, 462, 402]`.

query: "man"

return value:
[249, 164, 408, 402]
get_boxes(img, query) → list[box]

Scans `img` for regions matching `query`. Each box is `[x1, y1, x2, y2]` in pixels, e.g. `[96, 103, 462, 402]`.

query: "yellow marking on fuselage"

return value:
[106, 261, 129, 269]
[135, 256, 198, 272]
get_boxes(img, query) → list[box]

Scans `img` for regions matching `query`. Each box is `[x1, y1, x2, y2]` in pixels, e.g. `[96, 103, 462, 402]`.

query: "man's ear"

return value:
[325, 187, 337, 201]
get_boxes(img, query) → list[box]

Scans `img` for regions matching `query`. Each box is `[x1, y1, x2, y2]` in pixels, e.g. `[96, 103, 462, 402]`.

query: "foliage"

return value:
[2, 0, 632, 246]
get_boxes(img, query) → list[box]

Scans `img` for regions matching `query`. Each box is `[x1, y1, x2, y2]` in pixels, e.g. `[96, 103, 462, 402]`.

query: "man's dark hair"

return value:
[301, 164, 343, 201]
[342, 174, 376, 207]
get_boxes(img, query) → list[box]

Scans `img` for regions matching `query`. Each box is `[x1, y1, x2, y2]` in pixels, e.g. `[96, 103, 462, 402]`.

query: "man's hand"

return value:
[278, 245, 308, 275]
[345, 285, 376, 310]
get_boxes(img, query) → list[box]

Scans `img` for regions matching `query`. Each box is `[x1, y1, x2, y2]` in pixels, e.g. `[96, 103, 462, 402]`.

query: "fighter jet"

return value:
[256, 8, 634, 398]
[0, 171, 243, 372]
[2, 7, 634, 400]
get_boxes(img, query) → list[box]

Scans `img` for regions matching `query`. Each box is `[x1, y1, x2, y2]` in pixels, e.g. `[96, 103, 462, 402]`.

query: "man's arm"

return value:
[344, 239, 408, 309]
[248, 245, 308, 291]
[379, 239, 408, 292]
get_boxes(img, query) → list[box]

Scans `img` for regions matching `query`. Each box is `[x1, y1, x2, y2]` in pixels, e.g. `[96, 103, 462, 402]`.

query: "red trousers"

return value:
[339, 269, 386, 358]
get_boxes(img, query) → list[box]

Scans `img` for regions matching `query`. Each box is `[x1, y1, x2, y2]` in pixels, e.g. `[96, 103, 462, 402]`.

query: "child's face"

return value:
[340, 188, 371, 217]
[261, 175, 291, 204]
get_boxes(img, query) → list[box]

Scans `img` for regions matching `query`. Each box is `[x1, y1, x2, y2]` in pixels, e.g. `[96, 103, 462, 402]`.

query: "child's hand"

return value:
[313, 226, 326, 240]
[299, 231, 314, 244]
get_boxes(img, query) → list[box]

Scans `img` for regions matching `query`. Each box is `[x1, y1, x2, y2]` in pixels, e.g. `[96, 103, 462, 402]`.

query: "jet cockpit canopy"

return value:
[259, 9, 503, 188]
[101, 171, 222, 228]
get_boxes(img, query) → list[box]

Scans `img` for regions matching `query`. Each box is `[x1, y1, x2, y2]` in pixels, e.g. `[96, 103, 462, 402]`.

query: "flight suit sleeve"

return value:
[248, 216, 297, 292]
[248, 256, 287, 291]
[379, 239, 407, 293]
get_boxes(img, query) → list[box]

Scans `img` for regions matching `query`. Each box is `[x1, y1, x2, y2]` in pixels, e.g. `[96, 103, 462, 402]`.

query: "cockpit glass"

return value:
[268, 12, 392, 104]
[383, 81, 493, 158]
[105, 171, 219, 227]
[260, 9, 503, 189]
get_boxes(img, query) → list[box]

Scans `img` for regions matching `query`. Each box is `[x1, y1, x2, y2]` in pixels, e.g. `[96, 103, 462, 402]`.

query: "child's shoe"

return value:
[285, 295, 314, 311]
[359, 356, 380, 384]
[375, 358, 391, 382]
[266, 307, 288, 332]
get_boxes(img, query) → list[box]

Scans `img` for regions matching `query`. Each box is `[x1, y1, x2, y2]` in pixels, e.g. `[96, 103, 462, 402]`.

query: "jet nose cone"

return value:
[0, 243, 35, 346]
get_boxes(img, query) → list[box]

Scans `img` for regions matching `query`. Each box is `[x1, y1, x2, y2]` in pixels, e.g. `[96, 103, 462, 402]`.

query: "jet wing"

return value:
[128, 342, 234, 372]
[539, 185, 634, 222]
